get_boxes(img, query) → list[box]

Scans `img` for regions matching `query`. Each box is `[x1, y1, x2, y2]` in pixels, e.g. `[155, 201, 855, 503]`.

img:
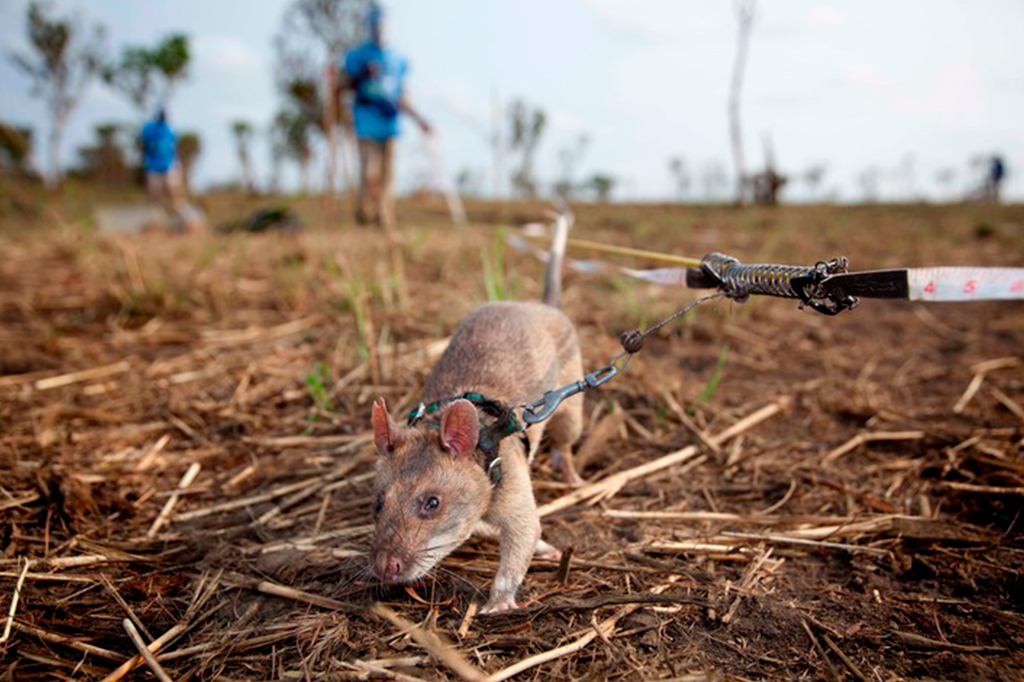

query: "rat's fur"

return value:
[369, 221, 583, 613]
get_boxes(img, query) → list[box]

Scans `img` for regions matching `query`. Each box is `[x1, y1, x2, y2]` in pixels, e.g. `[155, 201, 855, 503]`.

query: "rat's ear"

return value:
[440, 399, 479, 459]
[371, 397, 402, 456]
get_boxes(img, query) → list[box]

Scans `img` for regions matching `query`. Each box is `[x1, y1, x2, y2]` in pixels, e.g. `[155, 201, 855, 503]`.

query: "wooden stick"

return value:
[372, 604, 485, 682]
[148, 462, 201, 537]
[484, 618, 614, 682]
[991, 387, 1024, 424]
[936, 481, 1024, 497]
[100, 623, 187, 682]
[539, 398, 785, 517]
[953, 372, 985, 414]
[33, 361, 131, 391]
[822, 431, 926, 465]
[0, 558, 30, 644]
[456, 602, 479, 639]
[121, 619, 176, 682]
[15, 622, 122, 660]
[102, 574, 152, 641]
[225, 573, 362, 615]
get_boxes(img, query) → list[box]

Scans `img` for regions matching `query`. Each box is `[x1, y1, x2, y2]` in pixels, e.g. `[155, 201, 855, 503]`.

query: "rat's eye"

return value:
[373, 492, 384, 517]
[417, 494, 441, 517]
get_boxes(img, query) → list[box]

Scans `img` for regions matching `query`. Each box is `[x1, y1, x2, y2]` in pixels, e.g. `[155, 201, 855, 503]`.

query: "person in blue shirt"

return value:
[140, 109, 184, 219]
[334, 4, 431, 229]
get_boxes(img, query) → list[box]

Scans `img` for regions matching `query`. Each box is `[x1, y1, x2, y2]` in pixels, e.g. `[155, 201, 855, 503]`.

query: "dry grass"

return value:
[1, 188, 1023, 680]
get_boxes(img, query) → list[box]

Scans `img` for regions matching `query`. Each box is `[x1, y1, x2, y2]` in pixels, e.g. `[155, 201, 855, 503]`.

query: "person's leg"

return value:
[356, 139, 373, 224]
[146, 171, 161, 205]
[379, 139, 395, 233]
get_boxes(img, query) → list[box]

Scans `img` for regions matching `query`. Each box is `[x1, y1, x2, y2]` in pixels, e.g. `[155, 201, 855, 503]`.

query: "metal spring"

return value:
[700, 252, 818, 300]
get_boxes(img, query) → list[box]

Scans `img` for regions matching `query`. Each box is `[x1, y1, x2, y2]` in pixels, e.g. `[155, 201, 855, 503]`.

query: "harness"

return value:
[406, 392, 527, 485]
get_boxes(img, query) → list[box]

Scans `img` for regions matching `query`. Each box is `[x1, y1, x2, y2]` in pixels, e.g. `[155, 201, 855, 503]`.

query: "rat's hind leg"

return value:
[546, 393, 585, 485]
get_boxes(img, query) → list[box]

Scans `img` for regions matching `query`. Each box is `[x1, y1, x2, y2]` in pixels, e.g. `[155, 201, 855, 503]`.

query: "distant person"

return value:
[987, 154, 1006, 203]
[141, 108, 186, 228]
[334, 3, 431, 231]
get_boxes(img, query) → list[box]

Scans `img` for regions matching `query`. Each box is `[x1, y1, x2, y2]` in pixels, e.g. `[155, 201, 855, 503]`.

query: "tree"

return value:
[177, 131, 201, 193]
[701, 160, 728, 201]
[554, 134, 589, 200]
[857, 167, 880, 203]
[802, 164, 827, 200]
[104, 34, 190, 117]
[271, 110, 313, 193]
[8, 2, 106, 188]
[935, 167, 956, 200]
[508, 99, 546, 199]
[231, 120, 256, 193]
[148, 34, 189, 102]
[586, 173, 616, 202]
[72, 122, 130, 184]
[0, 122, 36, 177]
[668, 156, 691, 200]
[728, 0, 755, 204]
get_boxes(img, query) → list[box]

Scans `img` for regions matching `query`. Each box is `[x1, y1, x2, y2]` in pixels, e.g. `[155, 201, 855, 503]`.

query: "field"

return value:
[1, 187, 1023, 681]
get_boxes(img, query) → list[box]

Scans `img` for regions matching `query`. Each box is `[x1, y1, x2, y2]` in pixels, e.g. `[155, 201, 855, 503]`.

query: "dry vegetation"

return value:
[1, 187, 1023, 680]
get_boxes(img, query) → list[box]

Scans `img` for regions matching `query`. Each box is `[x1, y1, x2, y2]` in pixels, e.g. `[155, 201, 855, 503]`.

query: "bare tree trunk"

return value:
[323, 64, 337, 196]
[300, 158, 310, 195]
[491, 89, 503, 199]
[729, 0, 755, 205]
[47, 115, 64, 189]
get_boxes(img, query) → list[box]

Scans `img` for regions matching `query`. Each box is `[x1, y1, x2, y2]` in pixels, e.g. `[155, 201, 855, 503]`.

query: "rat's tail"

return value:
[542, 210, 572, 308]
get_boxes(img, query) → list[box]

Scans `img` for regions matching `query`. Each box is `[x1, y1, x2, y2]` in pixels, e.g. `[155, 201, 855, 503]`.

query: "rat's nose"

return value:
[375, 554, 405, 583]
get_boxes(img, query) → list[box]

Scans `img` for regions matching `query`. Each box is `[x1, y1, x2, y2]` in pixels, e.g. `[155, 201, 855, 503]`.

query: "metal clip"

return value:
[522, 364, 621, 425]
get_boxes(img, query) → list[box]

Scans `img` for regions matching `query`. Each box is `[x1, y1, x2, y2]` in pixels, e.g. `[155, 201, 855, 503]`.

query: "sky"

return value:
[2, 0, 1023, 202]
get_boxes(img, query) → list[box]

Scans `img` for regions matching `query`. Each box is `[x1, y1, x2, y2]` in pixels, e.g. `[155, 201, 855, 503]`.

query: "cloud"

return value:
[805, 5, 846, 31]
[844, 63, 896, 94]
[193, 34, 264, 76]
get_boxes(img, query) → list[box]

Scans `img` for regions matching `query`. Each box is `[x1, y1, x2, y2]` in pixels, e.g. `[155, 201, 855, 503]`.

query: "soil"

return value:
[1, 190, 1022, 680]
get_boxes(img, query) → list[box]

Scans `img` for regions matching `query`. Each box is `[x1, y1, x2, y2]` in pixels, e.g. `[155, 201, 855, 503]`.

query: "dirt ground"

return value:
[1, 188, 1022, 681]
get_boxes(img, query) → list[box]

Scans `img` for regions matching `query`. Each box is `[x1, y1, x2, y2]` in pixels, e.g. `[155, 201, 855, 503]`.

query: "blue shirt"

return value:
[344, 41, 407, 141]
[141, 120, 176, 173]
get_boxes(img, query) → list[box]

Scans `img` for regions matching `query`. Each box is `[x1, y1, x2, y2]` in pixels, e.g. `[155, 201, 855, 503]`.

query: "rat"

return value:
[369, 216, 583, 613]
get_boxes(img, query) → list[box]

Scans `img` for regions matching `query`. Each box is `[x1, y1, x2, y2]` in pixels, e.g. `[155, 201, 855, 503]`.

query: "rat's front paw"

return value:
[481, 595, 518, 614]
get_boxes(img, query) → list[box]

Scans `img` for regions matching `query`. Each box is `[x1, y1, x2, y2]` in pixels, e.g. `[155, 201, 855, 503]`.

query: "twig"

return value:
[102, 574, 152, 641]
[718, 531, 889, 555]
[456, 602, 479, 639]
[893, 630, 1007, 654]
[33, 360, 131, 391]
[0, 558, 30, 644]
[372, 604, 485, 681]
[799, 618, 841, 681]
[991, 387, 1024, 424]
[935, 481, 1024, 497]
[539, 398, 785, 517]
[953, 373, 986, 413]
[148, 462, 201, 537]
[225, 573, 362, 615]
[122, 619, 176, 682]
[820, 632, 870, 682]
[484, 616, 616, 682]
[822, 431, 926, 465]
[14, 622, 122, 660]
[100, 623, 188, 682]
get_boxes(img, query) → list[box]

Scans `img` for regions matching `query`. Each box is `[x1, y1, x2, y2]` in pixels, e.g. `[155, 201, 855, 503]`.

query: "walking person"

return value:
[333, 4, 431, 231]
[141, 108, 187, 229]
